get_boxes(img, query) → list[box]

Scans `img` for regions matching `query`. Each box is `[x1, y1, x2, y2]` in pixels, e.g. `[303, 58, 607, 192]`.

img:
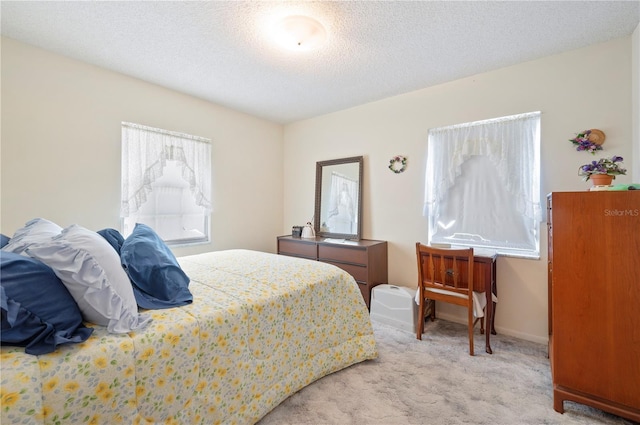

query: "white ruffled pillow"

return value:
[26, 224, 151, 333]
[1, 218, 62, 255]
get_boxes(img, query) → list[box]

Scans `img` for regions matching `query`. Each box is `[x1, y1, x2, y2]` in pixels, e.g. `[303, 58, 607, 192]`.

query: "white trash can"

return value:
[370, 284, 417, 333]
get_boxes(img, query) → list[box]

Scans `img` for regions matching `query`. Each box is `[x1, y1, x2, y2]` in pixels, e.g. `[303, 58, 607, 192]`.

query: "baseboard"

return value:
[433, 312, 549, 345]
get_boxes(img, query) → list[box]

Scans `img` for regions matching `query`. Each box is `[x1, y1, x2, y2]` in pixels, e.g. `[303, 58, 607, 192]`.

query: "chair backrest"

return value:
[416, 243, 474, 296]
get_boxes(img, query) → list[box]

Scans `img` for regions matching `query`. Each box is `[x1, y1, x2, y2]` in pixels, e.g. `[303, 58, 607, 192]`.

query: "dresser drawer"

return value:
[278, 239, 317, 260]
[318, 244, 367, 265]
[324, 261, 368, 282]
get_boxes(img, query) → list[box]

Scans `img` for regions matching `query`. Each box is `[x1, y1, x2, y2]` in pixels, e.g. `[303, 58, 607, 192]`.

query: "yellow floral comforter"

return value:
[1, 249, 377, 424]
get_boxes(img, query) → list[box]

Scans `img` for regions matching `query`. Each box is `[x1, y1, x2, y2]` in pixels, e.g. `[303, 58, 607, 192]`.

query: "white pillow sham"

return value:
[1, 218, 62, 255]
[26, 224, 151, 333]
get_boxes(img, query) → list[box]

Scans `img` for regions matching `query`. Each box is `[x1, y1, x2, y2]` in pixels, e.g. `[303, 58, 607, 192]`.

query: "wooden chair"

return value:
[415, 242, 484, 356]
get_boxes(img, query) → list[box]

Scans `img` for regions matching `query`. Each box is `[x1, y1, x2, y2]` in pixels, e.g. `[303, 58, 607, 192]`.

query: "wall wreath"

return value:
[388, 155, 407, 174]
[569, 129, 606, 154]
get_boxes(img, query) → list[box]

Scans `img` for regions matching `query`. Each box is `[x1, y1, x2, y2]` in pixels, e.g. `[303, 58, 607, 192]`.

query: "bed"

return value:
[1, 249, 377, 424]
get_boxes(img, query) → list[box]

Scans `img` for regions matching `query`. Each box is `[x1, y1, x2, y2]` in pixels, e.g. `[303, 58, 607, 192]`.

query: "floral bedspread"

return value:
[1, 249, 377, 424]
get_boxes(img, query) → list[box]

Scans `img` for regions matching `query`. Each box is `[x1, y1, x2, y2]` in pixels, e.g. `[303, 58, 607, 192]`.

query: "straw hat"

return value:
[587, 129, 606, 145]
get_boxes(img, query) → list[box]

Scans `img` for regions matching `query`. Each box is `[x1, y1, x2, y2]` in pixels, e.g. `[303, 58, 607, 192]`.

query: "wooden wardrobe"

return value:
[547, 191, 640, 422]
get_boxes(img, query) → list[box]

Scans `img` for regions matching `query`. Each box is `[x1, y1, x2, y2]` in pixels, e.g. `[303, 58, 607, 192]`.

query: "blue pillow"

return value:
[1, 252, 93, 355]
[97, 228, 125, 254]
[120, 223, 192, 309]
[0, 234, 9, 249]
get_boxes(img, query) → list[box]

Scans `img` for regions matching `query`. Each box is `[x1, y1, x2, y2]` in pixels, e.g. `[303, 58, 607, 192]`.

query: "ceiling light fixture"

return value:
[273, 15, 327, 51]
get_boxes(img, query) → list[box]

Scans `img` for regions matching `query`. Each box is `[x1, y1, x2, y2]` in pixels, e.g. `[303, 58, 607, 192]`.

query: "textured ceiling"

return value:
[1, 1, 639, 124]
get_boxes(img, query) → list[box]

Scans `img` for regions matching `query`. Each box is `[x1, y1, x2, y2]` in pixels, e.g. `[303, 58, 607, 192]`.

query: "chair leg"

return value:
[473, 317, 485, 335]
[416, 297, 424, 340]
[468, 304, 475, 356]
[429, 299, 436, 321]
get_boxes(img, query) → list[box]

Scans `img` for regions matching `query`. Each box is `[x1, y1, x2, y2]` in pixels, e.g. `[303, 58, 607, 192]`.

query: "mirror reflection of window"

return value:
[326, 172, 358, 233]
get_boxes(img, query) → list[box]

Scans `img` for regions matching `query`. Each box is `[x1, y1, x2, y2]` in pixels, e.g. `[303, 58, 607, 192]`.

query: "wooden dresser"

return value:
[277, 235, 388, 309]
[547, 191, 640, 422]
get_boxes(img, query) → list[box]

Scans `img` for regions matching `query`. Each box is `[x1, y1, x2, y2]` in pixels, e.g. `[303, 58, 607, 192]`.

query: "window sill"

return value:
[166, 239, 210, 248]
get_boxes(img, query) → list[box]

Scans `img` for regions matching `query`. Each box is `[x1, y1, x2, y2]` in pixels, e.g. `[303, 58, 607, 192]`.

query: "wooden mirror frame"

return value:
[314, 156, 363, 240]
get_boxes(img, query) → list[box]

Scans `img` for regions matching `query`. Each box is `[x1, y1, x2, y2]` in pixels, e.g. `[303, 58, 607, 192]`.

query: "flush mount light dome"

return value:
[273, 15, 327, 51]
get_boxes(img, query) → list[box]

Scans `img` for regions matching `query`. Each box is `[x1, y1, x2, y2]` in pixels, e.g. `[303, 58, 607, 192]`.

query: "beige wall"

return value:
[2, 35, 636, 344]
[283, 37, 635, 343]
[1, 37, 284, 257]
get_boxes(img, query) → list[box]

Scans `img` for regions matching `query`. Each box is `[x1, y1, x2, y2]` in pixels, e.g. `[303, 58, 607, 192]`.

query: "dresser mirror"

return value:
[314, 156, 363, 240]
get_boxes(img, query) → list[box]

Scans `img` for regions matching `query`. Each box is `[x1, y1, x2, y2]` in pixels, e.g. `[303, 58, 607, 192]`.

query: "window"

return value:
[121, 122, 211, 245]
[424, 112, 541, 258]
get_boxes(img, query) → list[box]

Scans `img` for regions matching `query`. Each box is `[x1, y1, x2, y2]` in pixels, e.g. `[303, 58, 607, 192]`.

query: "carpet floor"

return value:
[258, 319, 636, 425]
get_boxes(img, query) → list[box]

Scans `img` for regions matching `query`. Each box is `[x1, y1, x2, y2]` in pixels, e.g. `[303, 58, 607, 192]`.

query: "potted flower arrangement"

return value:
[578, 155, 626, 185]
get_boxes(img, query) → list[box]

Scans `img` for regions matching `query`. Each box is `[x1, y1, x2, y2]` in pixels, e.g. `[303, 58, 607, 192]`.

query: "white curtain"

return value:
[121, 122, 211, 217]
[424, 112, 541, 256]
